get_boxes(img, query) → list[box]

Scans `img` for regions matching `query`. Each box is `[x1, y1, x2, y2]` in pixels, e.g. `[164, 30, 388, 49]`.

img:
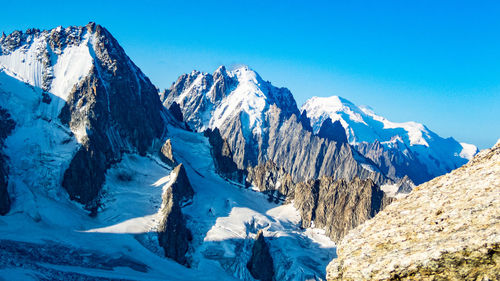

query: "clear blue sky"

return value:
[1, 0, 499, 148]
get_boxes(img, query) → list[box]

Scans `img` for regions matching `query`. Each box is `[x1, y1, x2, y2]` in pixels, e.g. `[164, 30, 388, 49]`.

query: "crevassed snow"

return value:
[169, 126, 336, 280]
[0, 70, 79, 219]
[0, 91, 336, 280]
[301, 96, 478, 177]
[0, 35, 47, 89]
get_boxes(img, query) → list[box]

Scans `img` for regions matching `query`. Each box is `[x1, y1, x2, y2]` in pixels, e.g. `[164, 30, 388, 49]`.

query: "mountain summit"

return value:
[302, 96, 478, 184]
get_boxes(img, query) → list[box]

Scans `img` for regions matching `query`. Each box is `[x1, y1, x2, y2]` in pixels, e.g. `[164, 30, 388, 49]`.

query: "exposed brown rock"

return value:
[246, 161, 295, 202]
[159, 139, 176, 166]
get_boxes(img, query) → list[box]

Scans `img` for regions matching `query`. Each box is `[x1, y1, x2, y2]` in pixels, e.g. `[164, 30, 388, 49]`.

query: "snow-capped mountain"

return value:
[0, 23, 484, 281]
[0, 23, 171, 212]
[0, 24, 337, 280]
[302, 96, 478, 184]
[162, 66, 387, 186]
[163, 66, 409, 247]
[162, 65, 299, 135]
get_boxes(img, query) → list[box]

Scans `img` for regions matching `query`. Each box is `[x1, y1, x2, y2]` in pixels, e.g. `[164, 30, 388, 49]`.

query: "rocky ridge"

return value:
[327, 140, 500, 280]
[246, 230, 275, 281]
[157, 163, 195, 266]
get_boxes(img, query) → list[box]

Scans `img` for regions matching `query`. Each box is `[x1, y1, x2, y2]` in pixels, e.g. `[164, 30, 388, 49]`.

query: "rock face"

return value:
[327, 140, 500, 280]
[170, 164, 195, 205]
[246, 160, 392, 242]
[247, 230, 274, 281]
[246, 161, 295, 202]
[204, 128, 245, 183]
[294, 177, 391, 243]
[0, 108, 15, 215]
[159, 139, 176, 166]
[317, 118, 348, 144]
[158, 164, 195, 265]
[157, 187, 191, 266]
[264, 105, 385, 184]
[167, 101, 184, 123]
[356, 140, 430, 185]
[55, 23, 168, 211]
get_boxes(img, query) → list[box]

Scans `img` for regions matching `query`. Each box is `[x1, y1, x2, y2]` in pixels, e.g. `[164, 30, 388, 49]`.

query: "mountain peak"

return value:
[302, 95, 478, 182]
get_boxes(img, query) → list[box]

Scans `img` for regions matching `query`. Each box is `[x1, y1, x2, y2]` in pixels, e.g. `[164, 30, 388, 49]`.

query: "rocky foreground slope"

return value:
[327, 140, 500, 280]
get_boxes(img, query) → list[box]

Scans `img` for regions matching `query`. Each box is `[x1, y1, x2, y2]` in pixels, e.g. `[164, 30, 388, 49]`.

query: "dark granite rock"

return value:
[247, 230, 274, 281]
[204, 128, 246, 183]
[0, 108, 15, 215]
[170, 164, 194, 205]
[317, 118, 348, 144]
[157, 164, 194, 266]
[168, 102, 184, 123]
[157, 187, 191, 266]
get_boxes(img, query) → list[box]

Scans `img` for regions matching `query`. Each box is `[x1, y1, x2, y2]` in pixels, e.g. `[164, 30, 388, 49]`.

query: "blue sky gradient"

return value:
[1, 0, 499, 148]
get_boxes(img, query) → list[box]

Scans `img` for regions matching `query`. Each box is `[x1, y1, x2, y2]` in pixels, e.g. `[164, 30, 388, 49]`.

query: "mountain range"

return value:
[0, 23, 490, 281]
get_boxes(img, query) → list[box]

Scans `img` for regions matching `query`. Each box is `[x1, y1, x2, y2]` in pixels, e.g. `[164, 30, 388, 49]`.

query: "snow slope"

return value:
[170, 126, 336, 280]
[301, 96, 478, 178]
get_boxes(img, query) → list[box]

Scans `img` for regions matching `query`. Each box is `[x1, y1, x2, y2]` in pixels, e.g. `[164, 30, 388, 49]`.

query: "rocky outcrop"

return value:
[246, 161, 295, 202]
[0, 108, 15, 215]
[170, 164, 194, 205]
[58, 23, 168, 212]
[157, 163, 195, 266]
[356, 140, 430, 185]
[317, 118, 347, 144]
[168, 101, 184, 123]
[159, 139, 176, 166]
[247, 159, 392, 242]
[327, 140, 500, 280]
[294, 177, 391, 243]
[157, 186, 192, 266]
[247, 230, 274, 281]
[264, 105, 386, 185]
[204, 128, 245, 183]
